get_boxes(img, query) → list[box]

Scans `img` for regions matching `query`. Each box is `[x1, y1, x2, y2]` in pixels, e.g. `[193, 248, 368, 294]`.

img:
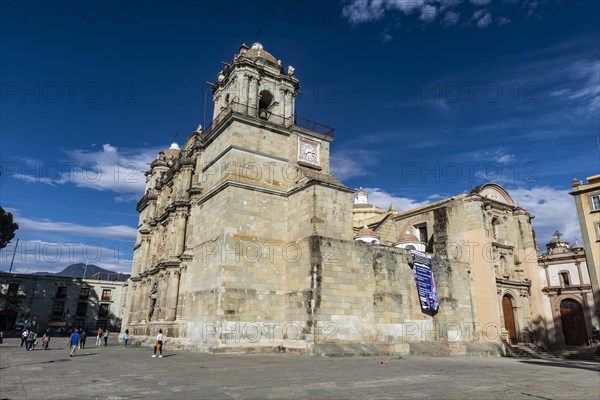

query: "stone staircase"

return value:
[504, 342, 600, 362]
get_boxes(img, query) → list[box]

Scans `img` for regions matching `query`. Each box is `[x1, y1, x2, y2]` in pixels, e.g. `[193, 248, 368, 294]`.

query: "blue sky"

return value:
[1, 0, 599, 274]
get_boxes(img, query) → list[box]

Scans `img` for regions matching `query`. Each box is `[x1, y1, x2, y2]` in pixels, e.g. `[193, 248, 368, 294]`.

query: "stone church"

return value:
[123, 43, 547, 354]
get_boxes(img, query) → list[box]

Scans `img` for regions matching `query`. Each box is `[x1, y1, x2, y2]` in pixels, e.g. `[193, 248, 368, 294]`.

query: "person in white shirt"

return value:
[21, 329, 29, 347]
[152, 329, 164, 358]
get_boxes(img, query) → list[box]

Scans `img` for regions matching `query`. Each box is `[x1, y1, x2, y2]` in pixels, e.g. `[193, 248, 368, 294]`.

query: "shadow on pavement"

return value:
[0, 358, 73, 370]
[518, 359, 600, 372]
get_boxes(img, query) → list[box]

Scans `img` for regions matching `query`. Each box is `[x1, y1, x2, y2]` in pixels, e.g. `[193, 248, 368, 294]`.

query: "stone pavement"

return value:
[1, 338, 598, 399]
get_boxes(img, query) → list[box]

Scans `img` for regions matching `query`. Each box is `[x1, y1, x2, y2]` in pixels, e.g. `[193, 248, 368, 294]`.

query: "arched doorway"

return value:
[502, 295, 517, 344]
[560, 299, 587, 346]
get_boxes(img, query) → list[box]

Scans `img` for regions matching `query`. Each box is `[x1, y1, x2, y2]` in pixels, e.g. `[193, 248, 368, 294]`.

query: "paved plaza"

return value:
[1, 338, 598, 399]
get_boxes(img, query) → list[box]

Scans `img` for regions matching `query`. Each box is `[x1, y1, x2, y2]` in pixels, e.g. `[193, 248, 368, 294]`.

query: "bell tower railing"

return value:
[200, 101, 334, 142]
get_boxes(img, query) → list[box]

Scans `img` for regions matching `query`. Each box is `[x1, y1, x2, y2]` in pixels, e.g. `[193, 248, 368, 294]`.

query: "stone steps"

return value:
[504, 342, 600, 362]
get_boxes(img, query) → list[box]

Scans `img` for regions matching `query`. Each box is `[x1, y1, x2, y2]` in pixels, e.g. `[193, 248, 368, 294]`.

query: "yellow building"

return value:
[570, 175, 600, 312]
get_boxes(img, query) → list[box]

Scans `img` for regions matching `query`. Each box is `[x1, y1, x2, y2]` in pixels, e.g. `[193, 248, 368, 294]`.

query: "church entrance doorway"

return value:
[560, 299, 587, 346]
[502, 295, 517, 345]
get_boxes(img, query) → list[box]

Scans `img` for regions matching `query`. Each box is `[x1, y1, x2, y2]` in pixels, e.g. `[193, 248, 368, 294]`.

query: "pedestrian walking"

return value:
[123, 329, 130, 348]
[26, 329, 37, 351]
[0, 330, 4, 344]
[80, 329, 87, 348]
[96, 328, 103, 346]
[42, 330, 50, 350]
[152, 329, 164, 358]
[103, 329, 109, 346]
[69, 329, 81, 357]
[21, 329, 28, 347]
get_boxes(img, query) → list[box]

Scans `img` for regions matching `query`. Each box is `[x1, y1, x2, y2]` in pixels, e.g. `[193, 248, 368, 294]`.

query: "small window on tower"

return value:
[560, 272, 571, 287]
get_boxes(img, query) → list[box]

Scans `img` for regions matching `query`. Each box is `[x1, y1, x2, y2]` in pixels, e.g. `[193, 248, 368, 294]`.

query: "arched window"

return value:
[559, 271, 571, 287]
[492, 217, 502, 241]
[258, 90, 274, 119]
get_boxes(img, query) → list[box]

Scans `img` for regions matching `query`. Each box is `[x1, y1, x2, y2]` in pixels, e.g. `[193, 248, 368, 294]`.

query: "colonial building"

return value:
[0, 272, 127, 333]
[124, 42, 548, 354]
[352, 184, 545, 346]
[538, 232, 598, 346]
[570, 175, 600, 316]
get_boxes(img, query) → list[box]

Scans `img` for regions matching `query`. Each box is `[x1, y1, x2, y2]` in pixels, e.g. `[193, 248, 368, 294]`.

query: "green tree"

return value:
[0, 207, 18, 249]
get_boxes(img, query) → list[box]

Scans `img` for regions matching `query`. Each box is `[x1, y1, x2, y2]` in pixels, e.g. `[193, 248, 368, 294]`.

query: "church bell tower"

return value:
[125, 41, 354, 352]
[211, 42, 300, 125]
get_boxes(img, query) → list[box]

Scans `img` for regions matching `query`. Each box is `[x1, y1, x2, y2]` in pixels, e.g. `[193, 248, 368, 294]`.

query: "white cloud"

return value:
[419, 4, 438, 22]
[379, 32, 394, 42]
[509, 186, 582, 248]
[442, 10, 461, 26]
[362, 187, 431, 211]
[64, 143, 159, 197]
[497, 16, 511, 26]
[341, 0, 516, 28]
[472, 10, 492, 28]
[341, 0, 389, 24]
[549, 60, 600, 118]
[114, 194, 142, 204]
[330, 149, 380, 181]
[11, 144, 162, 203]
[9, 209, 137, 241]
[488, 148, 517, 165]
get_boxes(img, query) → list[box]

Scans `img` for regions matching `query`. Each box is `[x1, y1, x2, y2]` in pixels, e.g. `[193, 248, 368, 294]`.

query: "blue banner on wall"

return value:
[412, 251, 439, 312]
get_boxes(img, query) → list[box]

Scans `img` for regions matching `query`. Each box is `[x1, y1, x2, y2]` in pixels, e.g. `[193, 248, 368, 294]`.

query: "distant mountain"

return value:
[33, 263, 130, 281]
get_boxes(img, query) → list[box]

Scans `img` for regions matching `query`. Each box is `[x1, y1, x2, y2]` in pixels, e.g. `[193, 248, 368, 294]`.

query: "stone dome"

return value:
[571, 240, 584, 251]
[243, 42, 278, 65]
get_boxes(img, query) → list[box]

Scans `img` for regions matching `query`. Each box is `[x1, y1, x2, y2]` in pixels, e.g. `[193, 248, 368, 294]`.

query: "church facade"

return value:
[538, 233, 598, 346]
[123, 43, 547, 354]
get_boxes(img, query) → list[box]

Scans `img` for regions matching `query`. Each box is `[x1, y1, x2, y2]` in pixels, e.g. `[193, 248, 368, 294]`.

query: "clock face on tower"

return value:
[298, 138, 320, 166]
[301, 143, 316, 161]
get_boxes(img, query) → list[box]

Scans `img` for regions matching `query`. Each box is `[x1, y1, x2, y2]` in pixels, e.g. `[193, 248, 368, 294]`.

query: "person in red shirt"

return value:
[96, 328, 103, 347]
